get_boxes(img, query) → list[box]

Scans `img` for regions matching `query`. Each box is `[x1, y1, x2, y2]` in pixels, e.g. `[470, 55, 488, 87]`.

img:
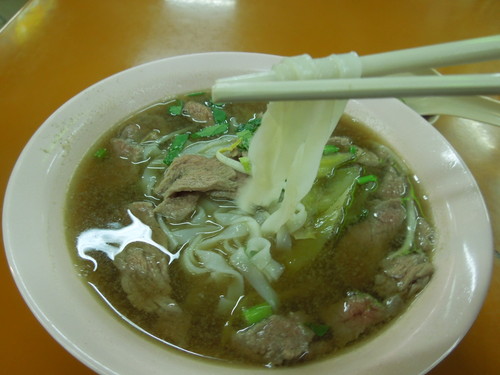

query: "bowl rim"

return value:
[2, 52, 494, 375]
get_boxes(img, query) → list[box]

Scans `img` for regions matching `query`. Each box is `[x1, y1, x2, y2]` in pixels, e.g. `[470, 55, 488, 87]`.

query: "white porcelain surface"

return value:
[3, 53, 493, 375]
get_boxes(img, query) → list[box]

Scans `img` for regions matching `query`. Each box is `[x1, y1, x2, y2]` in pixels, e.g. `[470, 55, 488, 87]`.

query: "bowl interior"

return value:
[2, 52, 493, 375]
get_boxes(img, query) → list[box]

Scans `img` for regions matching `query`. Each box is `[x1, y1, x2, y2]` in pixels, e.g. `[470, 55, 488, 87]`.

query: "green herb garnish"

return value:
[212, 107, 227, 124]
[190, 122, 229, 139]
[186, 91, 205, 97]
[357, 174, 378, 185]
[305, 322, 330, 337]
[168, 101, 184, 116]
[239, 156, 252, 173]
[323, 145, 340, 155]
[236, 129, 253, 150]
[163, 133, 189, 165]
[242, 303, 273, 325]
[237, 117, 262, 133]
[235, 118, 262, 150]
[93, 148, 108, 159]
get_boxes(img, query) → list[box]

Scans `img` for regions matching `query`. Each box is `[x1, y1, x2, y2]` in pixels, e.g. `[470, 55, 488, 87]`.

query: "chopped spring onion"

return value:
[356, 174, 378, 185]
[163, 133, 189, 165]
[242, 303, 273, 325]
[93, 148, 108, 159]
[305, 322, 330, 337]
[323, 145, 340, 155]
[191, 122, 229, 139]
[186, 91, 205, 97]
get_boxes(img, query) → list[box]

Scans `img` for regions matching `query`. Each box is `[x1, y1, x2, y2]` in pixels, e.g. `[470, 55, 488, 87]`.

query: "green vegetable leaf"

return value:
[288, 166, 362, 272]
[242, 303, 273, 325]
[163, 133, 189, 165]
[317, 152, 356, 178]
[190, 122, 229, 139]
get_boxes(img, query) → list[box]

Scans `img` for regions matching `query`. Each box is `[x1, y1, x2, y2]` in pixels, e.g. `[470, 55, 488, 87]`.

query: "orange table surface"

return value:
[0, 0, 499, 374]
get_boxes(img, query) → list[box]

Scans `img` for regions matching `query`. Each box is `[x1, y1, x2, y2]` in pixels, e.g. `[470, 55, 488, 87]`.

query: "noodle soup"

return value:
[66, 92, 435, 367]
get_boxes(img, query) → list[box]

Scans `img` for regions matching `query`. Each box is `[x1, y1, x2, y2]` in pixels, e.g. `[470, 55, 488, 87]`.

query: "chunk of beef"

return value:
[232, 313, 314, 366]
[376, 166, 407, 199]
[154, 154, 246, 221]
[154, 154, 240, 196]
[182, 101, 214, 126]
[356, 149, 380, 167]
[321, 292, 388, 347]
[374, 253, 434, 299]
[113, 243, 190, 344]
[114, 245, 173, 313]
[110, 124, 145, 162]
[331, 199, 406, 289]
[155, 192, 200, 222]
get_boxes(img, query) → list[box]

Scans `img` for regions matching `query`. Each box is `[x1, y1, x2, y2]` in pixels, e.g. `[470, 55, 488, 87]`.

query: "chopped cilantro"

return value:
[168, 101, 183, 116]
[236, 129, 253, 150]
[349, 145, 358, 154]
[212, 107, 227, 124]
[235, 118, 262, 150]
[190, 122, 229, 139]
[237, 117, 262, 133]
[163, 133, 189, 165]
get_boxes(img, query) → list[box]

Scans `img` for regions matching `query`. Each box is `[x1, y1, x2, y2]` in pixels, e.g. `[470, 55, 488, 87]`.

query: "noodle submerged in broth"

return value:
[66, 56, 435, 367]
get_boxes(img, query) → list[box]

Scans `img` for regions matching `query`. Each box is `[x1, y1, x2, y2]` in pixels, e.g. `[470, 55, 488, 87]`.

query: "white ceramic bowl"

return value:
[3, 53, 493, 375]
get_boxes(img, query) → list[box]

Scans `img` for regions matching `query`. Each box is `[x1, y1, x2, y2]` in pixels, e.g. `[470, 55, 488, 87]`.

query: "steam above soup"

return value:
[66, 56, 435, 367]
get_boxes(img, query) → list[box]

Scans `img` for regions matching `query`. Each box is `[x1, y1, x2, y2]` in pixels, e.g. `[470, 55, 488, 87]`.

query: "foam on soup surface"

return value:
[65, 92, 435, 367]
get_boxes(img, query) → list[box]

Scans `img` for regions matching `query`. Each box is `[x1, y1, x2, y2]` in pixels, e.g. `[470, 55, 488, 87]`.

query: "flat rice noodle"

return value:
[237, 53, 362, 236]
[230, 247, 280, 310]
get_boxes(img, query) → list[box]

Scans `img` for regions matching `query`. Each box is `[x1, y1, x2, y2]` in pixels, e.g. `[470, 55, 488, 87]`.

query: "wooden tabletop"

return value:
[0, 1, 498, 373]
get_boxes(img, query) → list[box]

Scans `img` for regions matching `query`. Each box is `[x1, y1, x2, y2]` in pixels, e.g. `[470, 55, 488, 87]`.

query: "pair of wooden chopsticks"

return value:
[212, 35, 500, 102]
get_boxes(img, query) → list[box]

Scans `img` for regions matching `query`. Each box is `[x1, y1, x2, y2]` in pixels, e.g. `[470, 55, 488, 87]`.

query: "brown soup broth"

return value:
[65, 93, 435, 366]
